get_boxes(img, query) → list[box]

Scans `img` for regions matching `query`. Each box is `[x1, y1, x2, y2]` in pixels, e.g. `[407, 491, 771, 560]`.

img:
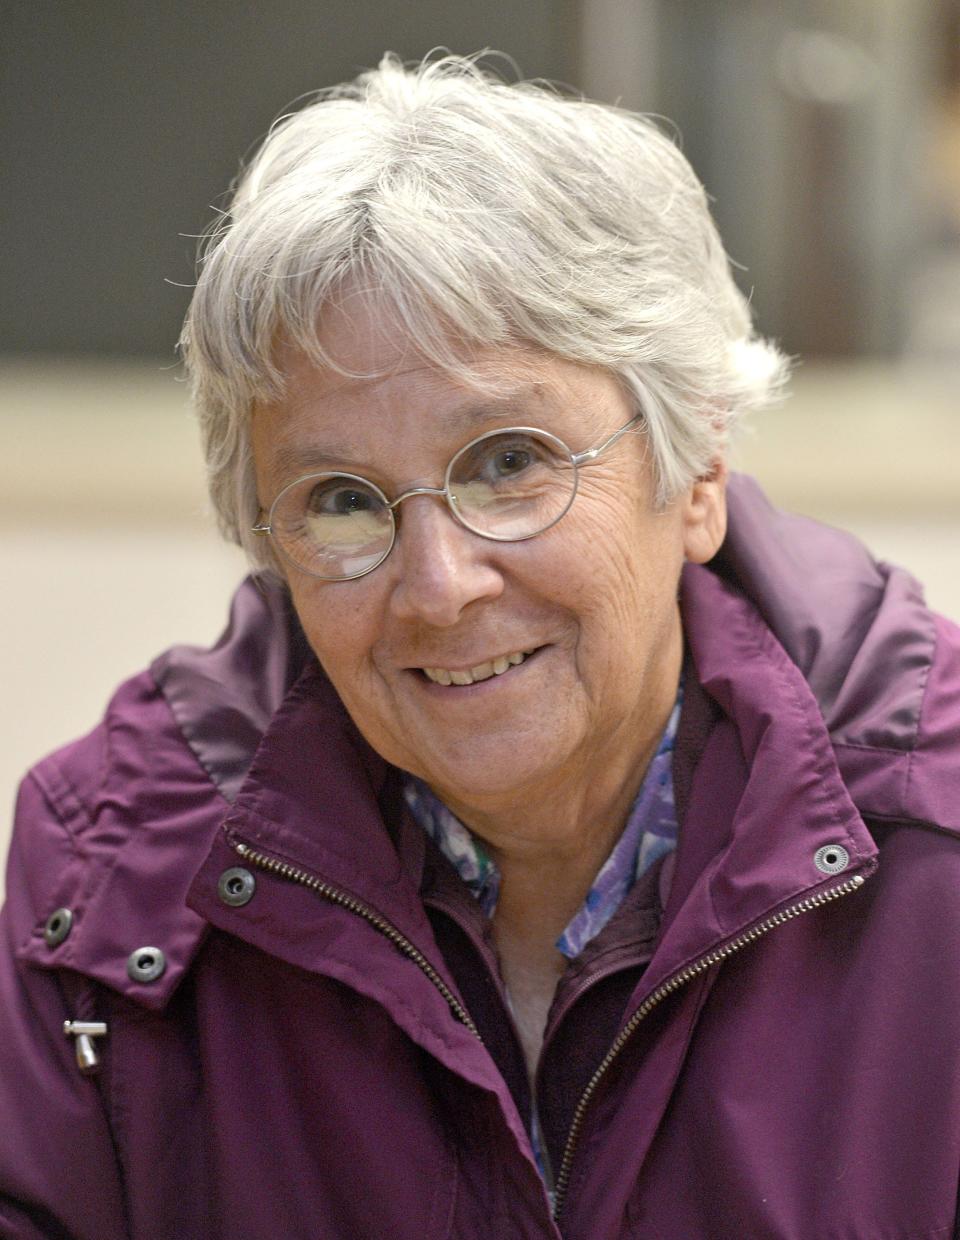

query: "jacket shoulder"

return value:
[10, 672, 189, 913]
[5, 666, 226, 1003]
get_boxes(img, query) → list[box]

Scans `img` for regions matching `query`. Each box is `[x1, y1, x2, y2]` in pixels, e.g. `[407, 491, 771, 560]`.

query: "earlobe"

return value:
[682, 460, 728, 565]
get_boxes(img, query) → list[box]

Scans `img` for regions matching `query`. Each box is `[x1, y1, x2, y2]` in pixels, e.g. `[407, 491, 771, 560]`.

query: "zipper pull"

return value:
[63, 1020, 108, 1075]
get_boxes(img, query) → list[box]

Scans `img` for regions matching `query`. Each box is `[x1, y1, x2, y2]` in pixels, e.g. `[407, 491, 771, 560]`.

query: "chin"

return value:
[408, 742, 558, 810]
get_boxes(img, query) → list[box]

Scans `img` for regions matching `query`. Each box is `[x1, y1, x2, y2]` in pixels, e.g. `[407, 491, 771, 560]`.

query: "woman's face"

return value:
[251, 300, 726, 821]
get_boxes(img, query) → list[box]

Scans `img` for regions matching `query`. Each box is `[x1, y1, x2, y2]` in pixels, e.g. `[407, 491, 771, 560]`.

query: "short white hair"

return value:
[181, 52, 788, 574]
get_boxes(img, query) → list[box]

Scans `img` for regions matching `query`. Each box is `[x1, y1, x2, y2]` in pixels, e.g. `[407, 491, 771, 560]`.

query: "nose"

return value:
[387, 494, 504, 627]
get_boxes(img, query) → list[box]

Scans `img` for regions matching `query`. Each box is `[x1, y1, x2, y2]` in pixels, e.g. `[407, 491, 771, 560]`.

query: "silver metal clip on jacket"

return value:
[63, 1020, 108, 1075]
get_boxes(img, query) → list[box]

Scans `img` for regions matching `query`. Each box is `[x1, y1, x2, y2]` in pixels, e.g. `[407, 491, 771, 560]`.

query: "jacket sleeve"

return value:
[0, 773, 128, 1240]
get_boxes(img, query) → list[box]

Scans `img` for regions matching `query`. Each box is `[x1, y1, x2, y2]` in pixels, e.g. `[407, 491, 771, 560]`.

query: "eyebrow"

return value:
[268, 387, 554, 482]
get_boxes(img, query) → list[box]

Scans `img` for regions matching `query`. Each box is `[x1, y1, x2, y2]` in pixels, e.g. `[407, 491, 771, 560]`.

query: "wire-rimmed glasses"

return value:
[253, 413, 643, 580]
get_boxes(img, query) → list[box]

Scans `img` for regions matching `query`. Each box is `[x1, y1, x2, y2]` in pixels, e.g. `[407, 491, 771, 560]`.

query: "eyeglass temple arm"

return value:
[571, 413, 644, 466]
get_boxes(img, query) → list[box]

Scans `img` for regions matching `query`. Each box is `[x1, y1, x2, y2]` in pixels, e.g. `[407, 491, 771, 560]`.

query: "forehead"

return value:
[255, 347, 625, 486]
[256, 368, 569, 482]
[254, 308, 625, 482]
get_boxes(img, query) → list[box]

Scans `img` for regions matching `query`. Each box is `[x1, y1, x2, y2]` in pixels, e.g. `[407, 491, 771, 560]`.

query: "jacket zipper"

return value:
[551, 869, 870, 1220]
[233, 838, 869, 1222]
[232, 839, 481, 1039]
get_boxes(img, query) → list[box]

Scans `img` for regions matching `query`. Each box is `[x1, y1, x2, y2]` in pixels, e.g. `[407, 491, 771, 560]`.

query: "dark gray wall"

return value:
[1, 3, 577, 358]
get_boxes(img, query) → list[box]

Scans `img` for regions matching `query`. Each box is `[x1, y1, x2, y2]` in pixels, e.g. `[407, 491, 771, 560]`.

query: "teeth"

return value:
[422, 649, 534, 686]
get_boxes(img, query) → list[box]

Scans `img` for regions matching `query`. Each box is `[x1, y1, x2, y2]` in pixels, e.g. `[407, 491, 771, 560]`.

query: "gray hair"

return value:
[181, 52, 788, 574]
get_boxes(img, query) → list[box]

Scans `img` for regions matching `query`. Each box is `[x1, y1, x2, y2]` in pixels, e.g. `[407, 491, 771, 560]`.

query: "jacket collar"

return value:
[658, 560, 879, 978]
[209, 662, 431, 934]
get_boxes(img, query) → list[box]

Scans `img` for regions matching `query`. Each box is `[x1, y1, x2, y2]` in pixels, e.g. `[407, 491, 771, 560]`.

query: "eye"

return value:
[306, 478, 381, 517]
[491, 447, 532, 476]
[458, 434, 550, 487]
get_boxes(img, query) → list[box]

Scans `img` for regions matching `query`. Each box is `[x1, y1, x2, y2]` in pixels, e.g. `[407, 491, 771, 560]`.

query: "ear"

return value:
[681, 459, 728, 564]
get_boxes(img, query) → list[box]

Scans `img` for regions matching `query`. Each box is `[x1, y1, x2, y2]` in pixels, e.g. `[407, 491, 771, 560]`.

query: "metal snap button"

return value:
[126, 946, 166, 983]
[814, 843, 850, 875]
[217, 867, 256, 908]
[44, 907, 74, 948]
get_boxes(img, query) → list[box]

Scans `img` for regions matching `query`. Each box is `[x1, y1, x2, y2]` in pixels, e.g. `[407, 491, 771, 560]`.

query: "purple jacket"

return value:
[3, 476, 960, 1239]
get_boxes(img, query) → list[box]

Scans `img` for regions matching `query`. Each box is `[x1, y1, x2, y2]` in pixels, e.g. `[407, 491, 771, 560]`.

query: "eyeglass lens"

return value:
[269, 429, 578, 579]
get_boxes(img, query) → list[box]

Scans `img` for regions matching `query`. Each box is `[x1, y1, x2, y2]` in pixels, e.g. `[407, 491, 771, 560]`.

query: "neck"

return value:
[443, 645, 682, 937]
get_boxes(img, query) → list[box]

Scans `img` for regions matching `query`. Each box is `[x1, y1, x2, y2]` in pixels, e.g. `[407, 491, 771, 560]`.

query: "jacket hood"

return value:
[714, 475, 960, 833]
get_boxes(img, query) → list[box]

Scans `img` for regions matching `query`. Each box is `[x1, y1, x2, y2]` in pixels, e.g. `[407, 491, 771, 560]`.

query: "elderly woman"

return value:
[3, 54, 960, 1240]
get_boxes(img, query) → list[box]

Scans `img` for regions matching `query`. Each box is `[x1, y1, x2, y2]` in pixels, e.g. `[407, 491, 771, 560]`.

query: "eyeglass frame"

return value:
[252, 412, 644, 580]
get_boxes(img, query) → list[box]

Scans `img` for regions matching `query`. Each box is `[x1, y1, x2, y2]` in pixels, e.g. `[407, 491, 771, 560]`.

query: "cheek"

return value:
[560, 497, 685, 621]
[288, 579, 381, 681]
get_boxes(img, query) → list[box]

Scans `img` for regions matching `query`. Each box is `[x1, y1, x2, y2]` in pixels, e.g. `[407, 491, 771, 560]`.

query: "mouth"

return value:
[418, 647, 539, 687]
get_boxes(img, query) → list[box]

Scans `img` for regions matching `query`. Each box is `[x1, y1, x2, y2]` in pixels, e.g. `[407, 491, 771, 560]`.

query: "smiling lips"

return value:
[421, 649, 536, 686]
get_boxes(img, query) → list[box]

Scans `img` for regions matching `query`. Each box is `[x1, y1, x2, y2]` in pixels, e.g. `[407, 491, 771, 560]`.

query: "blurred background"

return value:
[2, 0, 958, 887]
